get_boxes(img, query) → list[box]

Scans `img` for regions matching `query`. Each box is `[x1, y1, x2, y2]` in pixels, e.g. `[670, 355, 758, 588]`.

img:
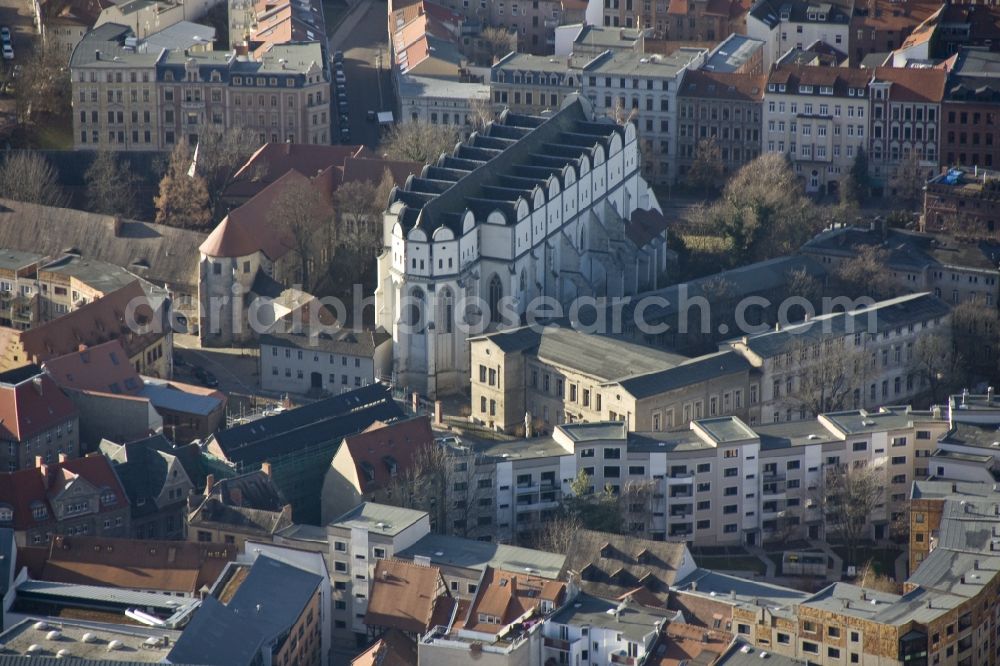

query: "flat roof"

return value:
[800, 582, 901, 620]
[820, 406, 935, 436]
[480, 436, 569, 460]
[693, 417, 758, 444]
[556, 421, 627, 443]
[0, 618, 181, 662]
[0, 250, 42, 272]
[40, 255, 142, 295]
[328, 502, 427, 535]
[628, 431, 713, 453]
[753, 420, 841, 450]
[939, 422, 1000, 450]
[397, 533, 566, 579]
[549, 593, 670, 643]
[703, 34, 765, 72]
[673, 569, 809, 615]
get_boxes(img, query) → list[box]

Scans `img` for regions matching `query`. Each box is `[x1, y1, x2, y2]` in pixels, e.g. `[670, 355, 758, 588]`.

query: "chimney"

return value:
[204, 473, 216, 496]
[31, 376, 42, 396]
[411, 392, 419, 414]
[434, 400, 443, 426]
[525, 411, 533, 438]
[57, 453, 67, 463]
[260, 462, 272, 477]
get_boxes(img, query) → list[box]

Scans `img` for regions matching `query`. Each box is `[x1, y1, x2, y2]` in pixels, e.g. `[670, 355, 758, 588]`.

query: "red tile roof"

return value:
[0, 454, 127, 532]
[0, 371, 77, 442]
[226, 143, 369, 200]
[16, 281, 161, 365]
[42, 339, 141, 396]
[874, 65, 947, 102]
[201, 169, 324, 260]
[342, 417, 434, 495]
[38, 535, 237, 594]
[680, 70, 766, 102]
[463, 567, 566, 634]
[365, 559, 453, 634]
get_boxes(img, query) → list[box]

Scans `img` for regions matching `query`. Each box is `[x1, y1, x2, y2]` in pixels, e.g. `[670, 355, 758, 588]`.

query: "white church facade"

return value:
[375, 95, 671, 397]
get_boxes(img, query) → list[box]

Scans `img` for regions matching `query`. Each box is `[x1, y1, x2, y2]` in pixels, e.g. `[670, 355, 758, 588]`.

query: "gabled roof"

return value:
[42, 339, 142, 396]
[226, 143, 369, 200]
[0, 368, 77, 442]
[351, 629, 418, 666]
[17, 281, 162, 365]
[188, 470, 291, 536]
[37, 535, 237, 594]
[209, 384, 403, 466]
[679, 70, 766, 101]
[167, 595, 265, 666]
[462, 566, 565, 633]
[98, 437, 189, 516]
[873, 65, 947, 102]
[341, 417, 434, 494]
[364, 558, 453, 633]
[0, 199, 205, 290]
[0, 455, 126, 532]
[224, 555, 323, 645]
[561, 529, 691, 602]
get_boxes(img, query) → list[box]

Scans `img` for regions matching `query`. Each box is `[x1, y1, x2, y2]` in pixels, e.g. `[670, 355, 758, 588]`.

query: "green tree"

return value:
[564, 469, 623, 534]
[702, 153, 817, 264]
[153, 140, 211, 229]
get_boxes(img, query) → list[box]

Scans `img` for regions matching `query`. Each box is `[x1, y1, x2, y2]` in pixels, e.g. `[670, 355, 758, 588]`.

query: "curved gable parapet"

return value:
[547, 176, 562, 200]
[407, 226, 428, 242]
[516, 198, 530, 222]
[531, 186, 546, 210]
[403, 174, 416, 192]
[487, 210, 507, 225]
[608, 132, 623, 156]
[578, 154, 591, 176]
[592, 143, 606, 166]
[562, 164, 577, 186]
[419, 164, 430, 179]
[432, 224, 455, 242]
[391, 220, 405, 239]
[462, 210, 476, 234]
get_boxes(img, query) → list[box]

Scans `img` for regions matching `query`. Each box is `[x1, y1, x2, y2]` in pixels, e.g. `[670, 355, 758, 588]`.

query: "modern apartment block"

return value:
[70, 23, 330, 151]
[489, 49, 706, 184]
[762, 64, 871, 196]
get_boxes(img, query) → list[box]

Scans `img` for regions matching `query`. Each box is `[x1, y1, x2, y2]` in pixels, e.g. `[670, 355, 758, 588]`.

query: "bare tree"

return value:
[684, 138, 725, 196]
[820, 462, 885, 567]
[478, 26, 516, 63]
[833, 245, 896, 300]
[856, 560, 899, 593]
[468, 95, 498, 130]
[384, 442, 449, 531]
[15, 44, 69, 123]
[607, 98, 637, 126]
[326, 170, 395, 295]
[154, 140, 211, 229]
[0, 151, 67, 207]
[85, 150, 139, 218]
[269, 180, 330, 291]
[382, 123, 459, 165]
[193, 127, 262, 218]
[889, 152, 927, 211]
[910, 332, 959, 406]
[530, 511, 582, 554]
[784, 338, 868, 416]
[951, 301, 998, 386]
[786, 267, 823, 303]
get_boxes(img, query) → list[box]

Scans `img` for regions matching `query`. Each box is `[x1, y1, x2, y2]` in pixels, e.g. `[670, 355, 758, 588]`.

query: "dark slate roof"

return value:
[209, 384, 403, 465]
[167, 596, 265, 666]
[260, 327, 392, 356]
[802, 225, 1000, 272]
[739, 293, 951, 358]
[226, 556, 323, 645]
[617, 350, 750, 398]
[389, 96, 626, 235]
[749, 0, 851, 26]
[189, 471, 291, 536]
[100, 434, 205, 515]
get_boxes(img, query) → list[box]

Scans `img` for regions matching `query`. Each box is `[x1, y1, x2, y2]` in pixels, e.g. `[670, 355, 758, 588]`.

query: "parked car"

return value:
[173, 352, 187, 367]
[435, 435, 462, 447]
[1, 27, 11, 44]
[3, 45, 14, 61]
[333, 50, 344, 62]
[366, 110, 376, 122]
[193, 366, 218, 387]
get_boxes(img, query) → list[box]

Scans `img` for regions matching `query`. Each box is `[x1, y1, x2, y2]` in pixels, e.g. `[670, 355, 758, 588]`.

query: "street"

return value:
[330, 0, 396, 150]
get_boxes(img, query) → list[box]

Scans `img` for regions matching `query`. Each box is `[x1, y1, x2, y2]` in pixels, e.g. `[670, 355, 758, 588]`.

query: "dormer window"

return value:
[31, 502, 47, 521]
[820, 86, 833, 95]
[0, 505, 12, 523]
[799, 85, 813, 94]
[778, 84, 786, 92]
[849, 88, 856, 96]
[100, 488, 117, 506]
[768, 83, 776, 92]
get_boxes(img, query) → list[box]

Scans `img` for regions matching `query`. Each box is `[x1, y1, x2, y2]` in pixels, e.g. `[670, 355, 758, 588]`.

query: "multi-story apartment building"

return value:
[941, 48, 1000, 171]
[469, 324, 753, 433]
[0, 251, 43, 330]
[802, 224, 1000, 307]
[848, 0, 940, 66]
[0, 453, 131, 547]
[326, 502, 431, 645]
[70, 23, 330, 151]
[600, 0, 744, 40]
[490, 49, 705, 184]
[677, 69, 765, 181]
[375, 96, 668, 397]
[923, 166, 1000, 240]
[868, 65, 946, 194]
[763, 64, 870, 196]
[747, 0, 853, 70]
[0, 367, 79, 472]
[729, 292, 951, 424]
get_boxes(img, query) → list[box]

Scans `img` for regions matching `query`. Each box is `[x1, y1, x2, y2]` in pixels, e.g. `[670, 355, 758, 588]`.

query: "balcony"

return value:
[516, 499, 560, 512]
[181, 99, 205, 109]
[543, 636, 575, 651]
[762, 472, 785, 482]
[666, 473, 694, 485]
